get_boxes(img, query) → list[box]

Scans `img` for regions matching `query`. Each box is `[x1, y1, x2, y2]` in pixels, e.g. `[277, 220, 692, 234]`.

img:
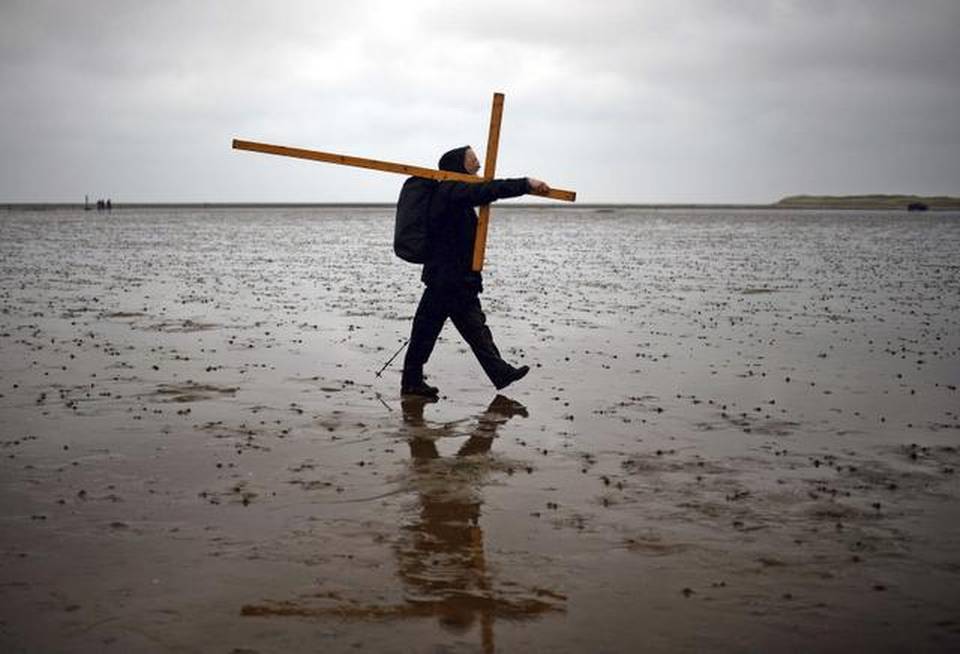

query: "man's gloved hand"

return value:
[527, 178, 551, 194]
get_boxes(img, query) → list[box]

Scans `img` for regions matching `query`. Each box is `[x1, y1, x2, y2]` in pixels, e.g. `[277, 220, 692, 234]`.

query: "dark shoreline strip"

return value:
[4, 202, 960, 212]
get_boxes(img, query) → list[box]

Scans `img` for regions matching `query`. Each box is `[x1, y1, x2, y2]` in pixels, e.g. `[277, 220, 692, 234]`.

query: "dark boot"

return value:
[401, 382, 439, 398]
[494, 365, 529, 391]
[401, 368, 439, 398]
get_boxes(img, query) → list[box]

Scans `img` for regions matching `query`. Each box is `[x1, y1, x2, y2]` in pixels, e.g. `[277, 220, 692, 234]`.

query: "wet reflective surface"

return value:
[1, 206, 959, 652]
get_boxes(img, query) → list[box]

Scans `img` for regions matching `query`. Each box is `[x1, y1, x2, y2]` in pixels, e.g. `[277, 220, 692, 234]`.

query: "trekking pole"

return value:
[375, 339, 409, 377]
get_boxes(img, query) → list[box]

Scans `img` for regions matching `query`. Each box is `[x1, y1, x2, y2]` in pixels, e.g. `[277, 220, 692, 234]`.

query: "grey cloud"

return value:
[1, 0, 957, 203]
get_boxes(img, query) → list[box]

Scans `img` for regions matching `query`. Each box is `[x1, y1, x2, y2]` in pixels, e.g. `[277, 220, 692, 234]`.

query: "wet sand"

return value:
[1, 206, 959, 652]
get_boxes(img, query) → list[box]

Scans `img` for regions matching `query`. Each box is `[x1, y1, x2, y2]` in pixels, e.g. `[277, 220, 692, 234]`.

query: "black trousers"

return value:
[402, 284, 513, 387]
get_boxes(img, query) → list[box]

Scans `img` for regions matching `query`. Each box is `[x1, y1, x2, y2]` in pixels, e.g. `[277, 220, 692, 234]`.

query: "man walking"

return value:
[401, 145, 550, 398]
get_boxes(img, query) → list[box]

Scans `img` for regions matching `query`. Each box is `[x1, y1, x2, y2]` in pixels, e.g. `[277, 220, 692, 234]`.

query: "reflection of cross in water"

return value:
[240, 395, 565, 653]
[232, 92, 576, 271]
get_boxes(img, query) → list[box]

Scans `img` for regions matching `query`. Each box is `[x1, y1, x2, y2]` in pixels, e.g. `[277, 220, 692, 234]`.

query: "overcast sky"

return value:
[1, 0, 958, 204]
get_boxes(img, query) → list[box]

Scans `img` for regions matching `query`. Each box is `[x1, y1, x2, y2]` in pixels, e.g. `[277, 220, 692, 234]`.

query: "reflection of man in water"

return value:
[240, 396, 564, 644]
[395, 395, 560, 650]
[400, 146, 550, 398]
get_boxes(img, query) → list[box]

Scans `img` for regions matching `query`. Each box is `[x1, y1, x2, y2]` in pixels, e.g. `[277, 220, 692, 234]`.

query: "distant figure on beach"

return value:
[401, 145, 550, 397]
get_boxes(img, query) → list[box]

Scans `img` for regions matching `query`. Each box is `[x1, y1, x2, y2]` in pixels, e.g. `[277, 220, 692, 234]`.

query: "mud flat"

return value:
[1, 206, 959, 652]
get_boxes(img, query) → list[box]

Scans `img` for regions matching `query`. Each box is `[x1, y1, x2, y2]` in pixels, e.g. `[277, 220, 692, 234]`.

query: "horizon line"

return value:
[3, 194, 959, 211]
[2, 201, 779, 209]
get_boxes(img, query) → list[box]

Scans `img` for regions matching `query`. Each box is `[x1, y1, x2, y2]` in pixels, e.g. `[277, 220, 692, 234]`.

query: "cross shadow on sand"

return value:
[241, 396, 565, 652]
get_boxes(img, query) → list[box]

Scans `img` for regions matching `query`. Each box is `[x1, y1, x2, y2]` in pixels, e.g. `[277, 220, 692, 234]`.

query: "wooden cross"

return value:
[232, 92, 576, 271]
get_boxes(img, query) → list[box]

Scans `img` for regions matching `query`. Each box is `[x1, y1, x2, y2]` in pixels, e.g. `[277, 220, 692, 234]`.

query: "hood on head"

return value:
[438, 146, 471, 173]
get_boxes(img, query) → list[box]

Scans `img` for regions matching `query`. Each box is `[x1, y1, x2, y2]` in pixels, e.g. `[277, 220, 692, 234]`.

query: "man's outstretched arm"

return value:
[438, 177, 552, 207]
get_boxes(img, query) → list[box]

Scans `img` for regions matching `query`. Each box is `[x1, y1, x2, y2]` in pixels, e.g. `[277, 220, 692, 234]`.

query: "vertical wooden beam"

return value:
[471, 92, 505, 272]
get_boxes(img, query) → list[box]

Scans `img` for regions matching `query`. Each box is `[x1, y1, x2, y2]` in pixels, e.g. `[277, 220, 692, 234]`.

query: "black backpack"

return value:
[394, 176, 438, 263]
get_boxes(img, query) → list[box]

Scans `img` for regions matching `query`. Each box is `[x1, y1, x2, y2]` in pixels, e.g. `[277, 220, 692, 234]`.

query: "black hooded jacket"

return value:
[422, 146, 529, 291]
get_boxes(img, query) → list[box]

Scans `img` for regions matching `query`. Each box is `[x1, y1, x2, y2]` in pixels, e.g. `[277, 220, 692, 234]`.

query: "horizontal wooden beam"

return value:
[232, 139, 575, 202]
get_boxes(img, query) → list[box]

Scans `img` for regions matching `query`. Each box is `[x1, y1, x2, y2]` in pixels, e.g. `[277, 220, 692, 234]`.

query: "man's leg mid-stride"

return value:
[402, 286, 447, 396]
[449, 292, 529, 390]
